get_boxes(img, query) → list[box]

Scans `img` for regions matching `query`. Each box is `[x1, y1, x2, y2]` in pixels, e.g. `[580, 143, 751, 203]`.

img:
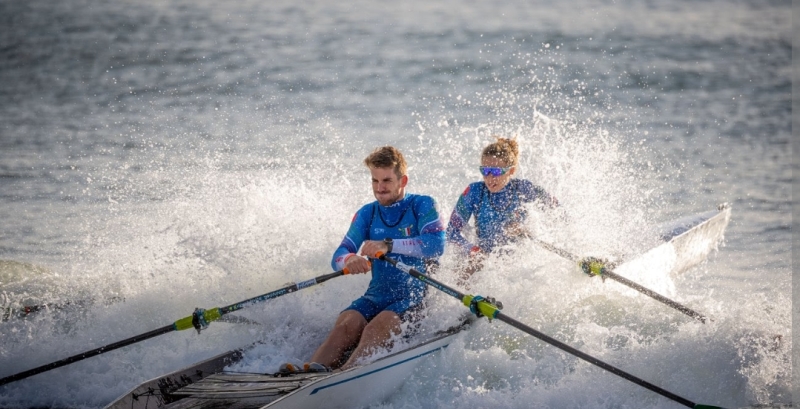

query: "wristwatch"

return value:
[383, 237, 393, 254]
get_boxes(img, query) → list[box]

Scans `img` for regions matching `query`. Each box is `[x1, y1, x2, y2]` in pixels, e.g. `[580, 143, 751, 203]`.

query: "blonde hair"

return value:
[481, 137, 519, 167]
[364, 146, 408, 178]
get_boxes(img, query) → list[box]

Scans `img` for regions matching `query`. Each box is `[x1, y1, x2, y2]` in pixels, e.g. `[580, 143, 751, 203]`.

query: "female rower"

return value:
[446, 137, 558, 283]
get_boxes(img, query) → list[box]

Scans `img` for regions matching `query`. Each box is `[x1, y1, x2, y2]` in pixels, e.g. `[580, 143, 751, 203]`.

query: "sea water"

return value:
[0, 0, 791, 408]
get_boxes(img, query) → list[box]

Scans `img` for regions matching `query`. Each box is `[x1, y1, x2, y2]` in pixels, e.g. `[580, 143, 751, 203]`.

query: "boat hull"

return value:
[103, 348, 244, 409]
[655, 203, 731, 275]
[635, 203, 732, 276]
[268, 329, 459, 409]
[105, 321, 470, 409]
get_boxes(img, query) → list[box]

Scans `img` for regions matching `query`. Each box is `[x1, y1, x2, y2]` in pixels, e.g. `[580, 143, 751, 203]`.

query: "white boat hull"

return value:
[105, 321, 470, 409]
[618, 203, 731, 278]
[264, 329, 459, 409]
[654, 203, 731, 275]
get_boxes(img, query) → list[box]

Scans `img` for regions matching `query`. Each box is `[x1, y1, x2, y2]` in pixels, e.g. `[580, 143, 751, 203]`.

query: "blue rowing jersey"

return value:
[447, 179, 557, 254]
[332, 193, 446, 305]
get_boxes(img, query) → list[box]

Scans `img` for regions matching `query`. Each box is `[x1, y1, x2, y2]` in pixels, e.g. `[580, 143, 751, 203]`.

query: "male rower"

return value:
[282, 146, 446, 372]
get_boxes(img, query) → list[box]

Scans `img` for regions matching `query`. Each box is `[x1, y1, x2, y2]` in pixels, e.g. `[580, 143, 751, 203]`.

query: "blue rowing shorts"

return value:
[344, 295, 426, 323]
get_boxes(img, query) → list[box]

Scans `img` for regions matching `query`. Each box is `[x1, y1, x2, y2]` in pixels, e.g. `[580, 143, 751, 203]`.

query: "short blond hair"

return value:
[364, 146, 407, 178]
[482, 137, 519, 167]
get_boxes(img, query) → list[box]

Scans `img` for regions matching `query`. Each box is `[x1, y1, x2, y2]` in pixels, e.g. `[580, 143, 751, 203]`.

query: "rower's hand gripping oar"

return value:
[0, 268, 351, 387]
[375, 253, 725, 409]
[531, 238, 709, 324]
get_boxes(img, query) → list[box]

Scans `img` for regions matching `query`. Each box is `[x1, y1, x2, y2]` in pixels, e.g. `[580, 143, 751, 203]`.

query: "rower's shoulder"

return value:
[406, 193, 436, 207]
[353, 201, 377, 218]
[459, 181, 485, 198]
[512, 179, 554, 201]
[511, 178, 536, 191]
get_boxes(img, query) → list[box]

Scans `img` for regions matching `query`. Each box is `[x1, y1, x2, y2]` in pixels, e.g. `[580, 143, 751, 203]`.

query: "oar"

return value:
[377, 254, 724, 409]
[0, 268, 350, 387]
[529, 237, 709, 323]
[2, 297, 257, 325]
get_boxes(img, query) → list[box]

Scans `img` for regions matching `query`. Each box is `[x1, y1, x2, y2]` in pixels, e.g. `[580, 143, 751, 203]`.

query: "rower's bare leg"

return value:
[310, 310, 367, 369]
[339, 311, 401, 370]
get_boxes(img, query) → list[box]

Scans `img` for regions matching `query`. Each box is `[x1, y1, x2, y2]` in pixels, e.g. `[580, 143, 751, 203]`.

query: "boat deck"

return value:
[163, 372, 328, 409]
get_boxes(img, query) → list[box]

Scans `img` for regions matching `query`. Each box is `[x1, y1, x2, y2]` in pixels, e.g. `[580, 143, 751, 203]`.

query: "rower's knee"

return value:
[362, 311, 401, 339]
[332, 310, 367, 338]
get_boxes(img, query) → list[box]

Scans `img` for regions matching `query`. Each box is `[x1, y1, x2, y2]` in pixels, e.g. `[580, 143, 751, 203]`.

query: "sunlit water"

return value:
[0, 1, 791, 408]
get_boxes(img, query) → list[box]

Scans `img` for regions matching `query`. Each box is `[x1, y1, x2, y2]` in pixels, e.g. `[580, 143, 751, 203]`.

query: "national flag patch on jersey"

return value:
[399, 225, 413, 237]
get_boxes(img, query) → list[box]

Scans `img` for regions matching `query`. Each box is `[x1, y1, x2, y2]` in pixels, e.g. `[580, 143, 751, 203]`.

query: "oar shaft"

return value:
[602, 270, 707, 323]
[0, 269, 348, 386]
[494, 313, 696, 408]
[531, 238, 578, 261]
[221, 270, 346, 314]
[377, 254, 709, 409]
[531, 238, 708, 323]
[0, 325, 174, 386]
